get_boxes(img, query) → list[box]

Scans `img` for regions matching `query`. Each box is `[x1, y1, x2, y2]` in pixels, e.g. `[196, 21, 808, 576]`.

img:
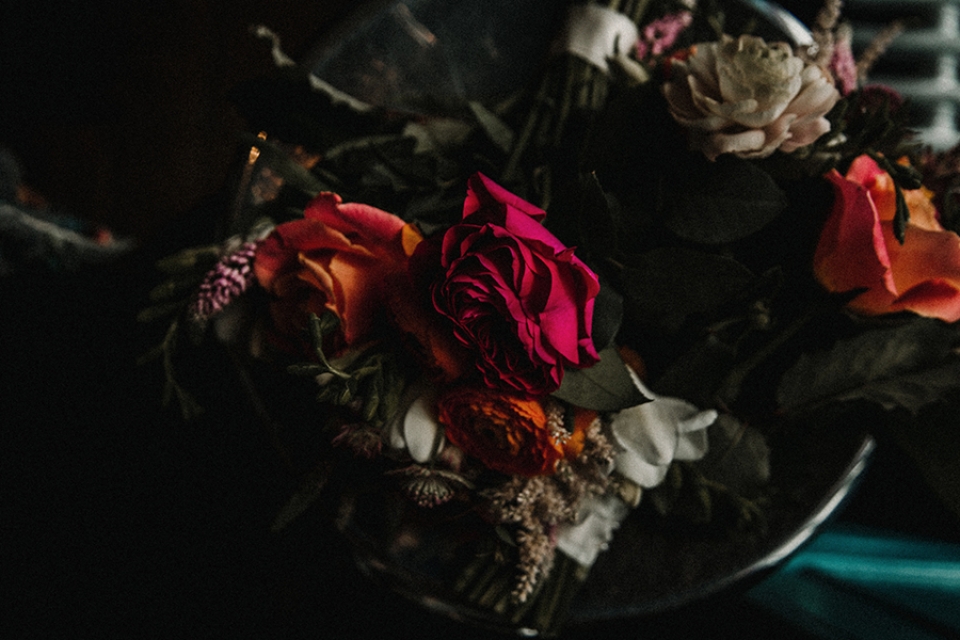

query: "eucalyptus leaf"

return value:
[664, 156, 787, 244]
[777, 318, 960, 415]
[552, 347, 649, 411]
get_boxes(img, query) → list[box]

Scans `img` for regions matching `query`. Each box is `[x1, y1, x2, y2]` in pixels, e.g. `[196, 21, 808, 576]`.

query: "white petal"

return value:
[675, 422, 712, 461]
[701, 129, 767, 161]
[404, 392, 443, 463]
[556, 493, 630, 567]
[612, 368, 715, 484]
[384, 379, 430, 453]
[614, 449, 670, 487]
[790, 74, 839, 117]
[611, 404, 677, 463]
[383, 407, 408, 451]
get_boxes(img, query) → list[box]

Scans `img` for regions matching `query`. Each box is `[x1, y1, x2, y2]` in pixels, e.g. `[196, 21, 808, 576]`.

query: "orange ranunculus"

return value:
[254, 192, 422, 347]
[814, 155, 960, 322]
[436, 387, 566, 477]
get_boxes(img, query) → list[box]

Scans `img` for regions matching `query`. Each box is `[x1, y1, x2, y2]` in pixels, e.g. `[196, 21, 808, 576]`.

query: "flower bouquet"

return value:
[141, 0, 960, 635]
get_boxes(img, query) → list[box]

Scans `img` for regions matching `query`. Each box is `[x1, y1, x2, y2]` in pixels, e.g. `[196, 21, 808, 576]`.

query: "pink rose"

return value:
[814, 155, 960, 322]
[416, 173, 601, 397]
[254, 192, 422, 347]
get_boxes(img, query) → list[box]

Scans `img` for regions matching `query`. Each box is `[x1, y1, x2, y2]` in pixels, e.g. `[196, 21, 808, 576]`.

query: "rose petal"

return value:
[891, 279, 960, 322]
[787, 70, 839, 117]
[813, 167, 896, 297]
[308, 192, 406, 249]
[778, 115, 830, 153]
[464, 172, 546, 223]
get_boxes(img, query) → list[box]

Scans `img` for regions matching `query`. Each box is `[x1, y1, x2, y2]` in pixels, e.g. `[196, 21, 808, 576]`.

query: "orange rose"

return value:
[254, 192, 422, 347]
[814, 155, 960, 322]
[436, 387, 566, 477]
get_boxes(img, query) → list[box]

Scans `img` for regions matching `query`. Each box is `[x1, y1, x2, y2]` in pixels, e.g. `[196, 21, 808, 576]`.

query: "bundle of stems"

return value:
[503, 0, 654, 206]
[453, 541, 590, 637]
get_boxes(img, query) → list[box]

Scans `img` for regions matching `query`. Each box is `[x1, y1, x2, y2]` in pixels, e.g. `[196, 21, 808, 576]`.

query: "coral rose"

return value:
[416, 173, 601, 397]
[254, 192, 422, 347]
[436, 386, 565, 477]
[814, 155, 960, 322]
[663, 34, 840, 161]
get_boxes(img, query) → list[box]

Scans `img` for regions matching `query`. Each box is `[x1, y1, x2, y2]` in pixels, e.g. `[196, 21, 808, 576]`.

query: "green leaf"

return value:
[155, 245, 220, 275]
[653, 335, 738, 407]
[664, 156, 787, 244]
[578, 172, 620, 260]
[832, 361, 960, 413]
[777, 318, 960, 415]
[468, 101, 515, 154]
[622, 247, 755, 333]
[552, 347, 649, 411]
[590, 279, 623, 351]
[287, 363, 324, 377]
[893, 181, 909, 244]
[137, 299, 190, 324]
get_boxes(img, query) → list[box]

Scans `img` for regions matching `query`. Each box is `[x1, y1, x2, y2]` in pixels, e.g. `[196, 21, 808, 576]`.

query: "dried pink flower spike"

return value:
[829, 24, 859, 96]
[189, 241, 259, 323]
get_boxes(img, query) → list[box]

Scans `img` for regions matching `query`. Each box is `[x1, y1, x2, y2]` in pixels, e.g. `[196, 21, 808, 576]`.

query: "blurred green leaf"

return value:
[469, 101, 514, 154]
[591, 280, 624, 352]
[622, 247, 755, 333]
[664, 156, 786, 244]
[778, 318, 960, 415]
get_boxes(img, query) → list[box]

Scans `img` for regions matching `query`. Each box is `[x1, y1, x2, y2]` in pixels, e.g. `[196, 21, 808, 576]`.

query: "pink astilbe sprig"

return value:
[635, 11, 692, 61]
[830, 23, 859, 96]
[189, 241, 259, 325]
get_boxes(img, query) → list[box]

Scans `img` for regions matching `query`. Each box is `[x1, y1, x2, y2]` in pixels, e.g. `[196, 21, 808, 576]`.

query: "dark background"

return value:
[3, 1, 958, 639]
[0, 0, 356, 242]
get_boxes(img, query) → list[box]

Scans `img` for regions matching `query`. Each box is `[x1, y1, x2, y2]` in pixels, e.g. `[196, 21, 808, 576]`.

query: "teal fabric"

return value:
[747, 525, 960, 639]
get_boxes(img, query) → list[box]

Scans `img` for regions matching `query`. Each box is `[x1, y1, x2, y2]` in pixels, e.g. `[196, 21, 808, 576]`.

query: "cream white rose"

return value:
[556, 367, 717, 567]
[608, 369, 715, 488]
[663, 34, 840, 161]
